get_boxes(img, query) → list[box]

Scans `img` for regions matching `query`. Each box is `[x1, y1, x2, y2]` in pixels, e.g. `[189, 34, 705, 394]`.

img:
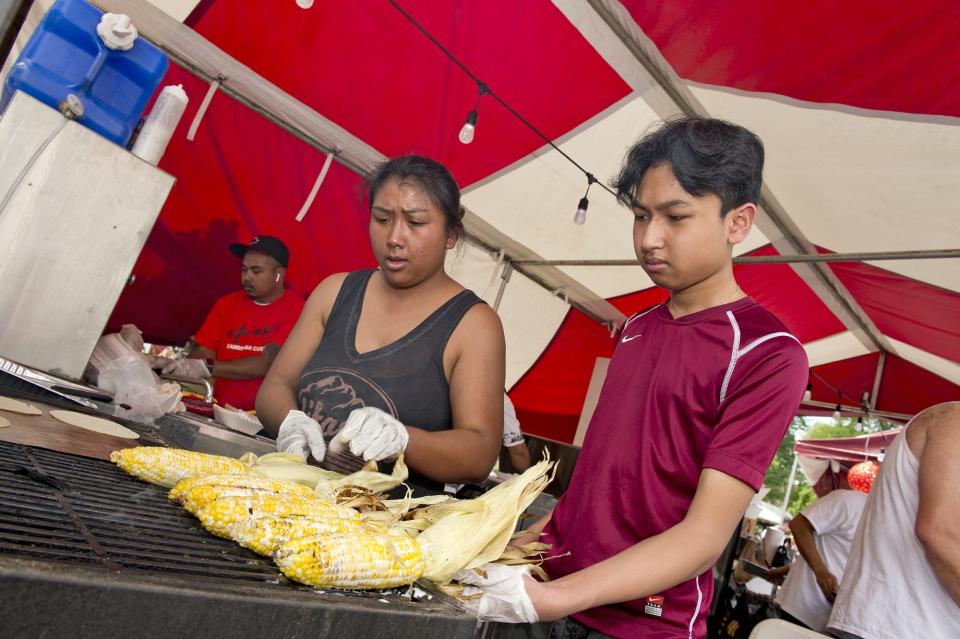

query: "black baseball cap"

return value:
[229, 235, 289, 268]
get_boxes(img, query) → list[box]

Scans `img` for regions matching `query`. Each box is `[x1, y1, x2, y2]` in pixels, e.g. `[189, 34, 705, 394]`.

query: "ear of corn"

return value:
[169, 474, 315, 503]
[180, 485, 321, 516]
[274, 529, 424, 589]
[228, 514, 364, 556]
[111, 447, 249, 488]
[195, 493, 353, 538]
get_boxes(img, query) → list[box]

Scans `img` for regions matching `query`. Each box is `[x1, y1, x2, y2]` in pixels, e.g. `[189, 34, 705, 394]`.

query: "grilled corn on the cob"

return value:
[195, 493, 353, 538]
[274, 530, 424, 589]
[169, 474, 314, 503]
[228, 514, 364, 556]
[111, 447, 248, 488]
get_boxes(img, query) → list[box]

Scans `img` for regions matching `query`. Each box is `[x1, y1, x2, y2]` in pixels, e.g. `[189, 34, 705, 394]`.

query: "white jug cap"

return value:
[97, 13, 139, 51]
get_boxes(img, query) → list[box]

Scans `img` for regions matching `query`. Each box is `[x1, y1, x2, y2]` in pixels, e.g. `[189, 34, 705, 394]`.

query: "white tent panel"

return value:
[802, 331, 872, 368]
[445, 241, 568, 387]
[690, 84, 960, 293]
[464, 94, 771, 299]
[147, 0, 199, 22]
[887, 338, 960, 386]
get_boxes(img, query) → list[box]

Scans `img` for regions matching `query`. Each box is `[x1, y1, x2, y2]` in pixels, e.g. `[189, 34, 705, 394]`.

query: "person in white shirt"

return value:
[828, 402, 960, 639]
[502, 394, 530, 473]
[775, 484, 868, 632]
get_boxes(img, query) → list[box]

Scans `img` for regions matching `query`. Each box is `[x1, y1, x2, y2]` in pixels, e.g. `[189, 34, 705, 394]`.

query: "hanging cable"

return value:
[386, 0, 617, 203]
[573, 173, 596, 225]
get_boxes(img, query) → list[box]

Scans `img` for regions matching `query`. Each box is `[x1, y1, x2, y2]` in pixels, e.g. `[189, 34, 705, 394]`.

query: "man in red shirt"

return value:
[466, 118, 808, 638]
[163, 236, 304, 410]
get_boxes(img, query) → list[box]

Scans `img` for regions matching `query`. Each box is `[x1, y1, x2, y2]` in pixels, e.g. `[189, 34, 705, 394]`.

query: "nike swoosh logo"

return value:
[621, 334, 642, 343]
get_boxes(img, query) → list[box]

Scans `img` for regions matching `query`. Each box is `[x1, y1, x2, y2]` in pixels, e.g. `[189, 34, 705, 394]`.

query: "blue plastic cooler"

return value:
[0, 0, 169, 146]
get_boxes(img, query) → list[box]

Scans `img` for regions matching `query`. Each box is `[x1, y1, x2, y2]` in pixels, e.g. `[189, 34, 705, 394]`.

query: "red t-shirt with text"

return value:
[195, 290, 304, 410]
[543, 298, 808, 639]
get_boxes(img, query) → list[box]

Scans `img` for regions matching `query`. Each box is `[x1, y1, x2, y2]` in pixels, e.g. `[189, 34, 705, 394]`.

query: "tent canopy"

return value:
[67, 0, 959, 442]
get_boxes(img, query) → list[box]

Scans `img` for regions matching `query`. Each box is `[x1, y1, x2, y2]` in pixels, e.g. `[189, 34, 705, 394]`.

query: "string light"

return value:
[803, 381, 813, 402]
[458, 82, 486, 145]
[574, 174, 596, 225]
[387, 0, 617, 220]
[855, 415, 864, 432]
[832, 402, 842, 421]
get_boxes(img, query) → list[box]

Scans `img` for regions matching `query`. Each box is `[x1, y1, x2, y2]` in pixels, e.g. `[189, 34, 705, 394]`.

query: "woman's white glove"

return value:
[276, 410, 326, 462]
[452, 563, 539, 623]
[328, 406, 408, 461]
[161, 358, 210, 380]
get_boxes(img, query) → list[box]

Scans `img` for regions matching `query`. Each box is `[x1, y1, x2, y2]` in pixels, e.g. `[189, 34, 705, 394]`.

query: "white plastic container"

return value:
[131, 84, 188, 165]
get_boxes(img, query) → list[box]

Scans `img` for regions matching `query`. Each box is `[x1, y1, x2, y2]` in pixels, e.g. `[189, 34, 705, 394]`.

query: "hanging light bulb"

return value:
[296, 0, 314, 8]
[803, 382, 812, 402]
[855, 416, 864, 432]
[573, 197, 589, 225]
[833, 404, 842, 420]
[458, 110, 478, 144]
[573, 174, 596, 226]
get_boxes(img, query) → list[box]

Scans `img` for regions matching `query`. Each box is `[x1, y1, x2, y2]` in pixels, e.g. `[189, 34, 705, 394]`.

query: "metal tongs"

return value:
[0, 355, 110, 409]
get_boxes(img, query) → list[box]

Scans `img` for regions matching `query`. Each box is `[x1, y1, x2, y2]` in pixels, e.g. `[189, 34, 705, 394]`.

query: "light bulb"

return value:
[296, 0, 314, 8]
[855, 416, 864, 432]
[832, 404, 842, 420]
[458, 110, 478, 144]
[573, 197, 589, 225]
[803, 383, 812, 402]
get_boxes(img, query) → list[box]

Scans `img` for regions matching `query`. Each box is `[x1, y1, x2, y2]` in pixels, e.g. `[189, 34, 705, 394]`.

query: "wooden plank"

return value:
[0, 398, 139, 461]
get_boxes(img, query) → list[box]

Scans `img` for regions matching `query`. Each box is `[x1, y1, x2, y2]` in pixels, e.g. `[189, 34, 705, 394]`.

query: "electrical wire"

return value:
[386, 0, 618, 200]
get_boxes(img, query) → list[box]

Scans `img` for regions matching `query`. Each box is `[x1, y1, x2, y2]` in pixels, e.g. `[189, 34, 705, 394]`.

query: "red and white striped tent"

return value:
[10, 0, 958, 444]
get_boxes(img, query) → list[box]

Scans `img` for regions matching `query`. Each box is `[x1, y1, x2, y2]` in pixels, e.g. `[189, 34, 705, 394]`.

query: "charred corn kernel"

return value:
[228, 514, 364, 556]
[195, 493, 349, 538]
[170, 474, 312, 503]
[110, 447, 247, 488]
[274, 530, 424, 589]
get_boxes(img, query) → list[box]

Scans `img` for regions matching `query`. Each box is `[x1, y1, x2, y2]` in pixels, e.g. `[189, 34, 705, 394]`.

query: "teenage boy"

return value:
[465, 118, 808, 638]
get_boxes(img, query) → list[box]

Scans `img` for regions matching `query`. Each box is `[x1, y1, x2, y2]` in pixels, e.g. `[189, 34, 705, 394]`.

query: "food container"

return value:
[213, 404, 262, 436]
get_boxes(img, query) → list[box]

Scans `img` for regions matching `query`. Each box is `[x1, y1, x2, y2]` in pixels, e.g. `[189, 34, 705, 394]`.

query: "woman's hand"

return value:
[328, 407, 409, 461]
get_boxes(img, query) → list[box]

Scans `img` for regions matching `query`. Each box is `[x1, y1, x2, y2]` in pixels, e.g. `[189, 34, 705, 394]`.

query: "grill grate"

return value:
[0, 442, 427, 597]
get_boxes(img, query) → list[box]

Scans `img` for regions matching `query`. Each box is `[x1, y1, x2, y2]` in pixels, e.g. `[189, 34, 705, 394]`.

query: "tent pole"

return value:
[781, 454, 799, 512]
[513, 248, 960, 266]
[870, 351, 887, 411]
[492, 261, 513, 312]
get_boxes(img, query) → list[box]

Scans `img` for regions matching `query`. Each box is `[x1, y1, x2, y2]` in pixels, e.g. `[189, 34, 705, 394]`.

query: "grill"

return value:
[0, 442, 477, 638]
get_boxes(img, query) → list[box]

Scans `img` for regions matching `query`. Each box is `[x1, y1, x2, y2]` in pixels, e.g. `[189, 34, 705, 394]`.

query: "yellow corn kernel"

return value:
[111, 447, 247, 488]
[170, 474, 313, 503]
[195, 493, 348, 539]
[177, 481, 316, 514]
[274, 530, 424, 589]
[228, 514, 364, 556]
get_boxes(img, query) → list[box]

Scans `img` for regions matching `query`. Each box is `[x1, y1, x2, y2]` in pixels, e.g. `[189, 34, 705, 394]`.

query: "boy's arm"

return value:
[526, 468, 754, 621]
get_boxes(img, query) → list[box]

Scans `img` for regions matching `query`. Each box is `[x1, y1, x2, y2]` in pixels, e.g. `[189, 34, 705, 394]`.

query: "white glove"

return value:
[161, 358, 210, 380]
[276, 410, 326, 462]
[453, 563, 539, 624]
[328, 406, 408, 461]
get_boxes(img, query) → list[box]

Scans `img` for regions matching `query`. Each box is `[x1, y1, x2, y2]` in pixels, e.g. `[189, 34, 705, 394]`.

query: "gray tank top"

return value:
[297, 269, 484, 494]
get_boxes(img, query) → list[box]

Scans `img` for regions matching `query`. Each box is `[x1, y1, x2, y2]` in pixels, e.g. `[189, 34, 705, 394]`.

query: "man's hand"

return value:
[814, 568, 839, 602]
[328, 407, 408, 461]
[161, 358, 210, 381]
[276, 410, 326, 462]
[453, 564, 539, 624]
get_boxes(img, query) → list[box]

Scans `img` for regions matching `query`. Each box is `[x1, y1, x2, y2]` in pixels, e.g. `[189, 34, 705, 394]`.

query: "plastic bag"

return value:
[86, 324, 182, 421]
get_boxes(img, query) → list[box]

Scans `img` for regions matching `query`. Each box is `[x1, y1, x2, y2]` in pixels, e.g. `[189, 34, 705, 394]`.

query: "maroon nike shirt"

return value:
[542, 297, 808, 639]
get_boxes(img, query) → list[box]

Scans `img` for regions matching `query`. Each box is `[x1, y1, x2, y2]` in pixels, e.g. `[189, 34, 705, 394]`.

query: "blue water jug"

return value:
[0, 0, 169, 147]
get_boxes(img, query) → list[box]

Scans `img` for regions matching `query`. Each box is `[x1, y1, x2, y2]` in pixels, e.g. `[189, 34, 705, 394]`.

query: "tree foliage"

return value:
[761, 416, 898, 516]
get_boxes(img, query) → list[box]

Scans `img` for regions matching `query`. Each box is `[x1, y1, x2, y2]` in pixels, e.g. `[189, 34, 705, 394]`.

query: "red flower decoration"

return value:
[848, 461, 880, 493]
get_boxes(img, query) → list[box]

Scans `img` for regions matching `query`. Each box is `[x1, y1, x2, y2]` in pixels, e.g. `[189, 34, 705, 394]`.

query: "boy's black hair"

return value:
[367, 155, 465, 239]
[612, 117, 764, 215]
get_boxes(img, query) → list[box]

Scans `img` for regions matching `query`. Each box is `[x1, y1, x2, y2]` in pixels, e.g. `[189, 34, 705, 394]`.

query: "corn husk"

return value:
[250, 452, 409, 497]
[416, 454, 555, 583]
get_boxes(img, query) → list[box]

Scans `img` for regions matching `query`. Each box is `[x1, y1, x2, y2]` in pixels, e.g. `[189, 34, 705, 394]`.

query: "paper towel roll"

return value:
[132, 84, 189, 165]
